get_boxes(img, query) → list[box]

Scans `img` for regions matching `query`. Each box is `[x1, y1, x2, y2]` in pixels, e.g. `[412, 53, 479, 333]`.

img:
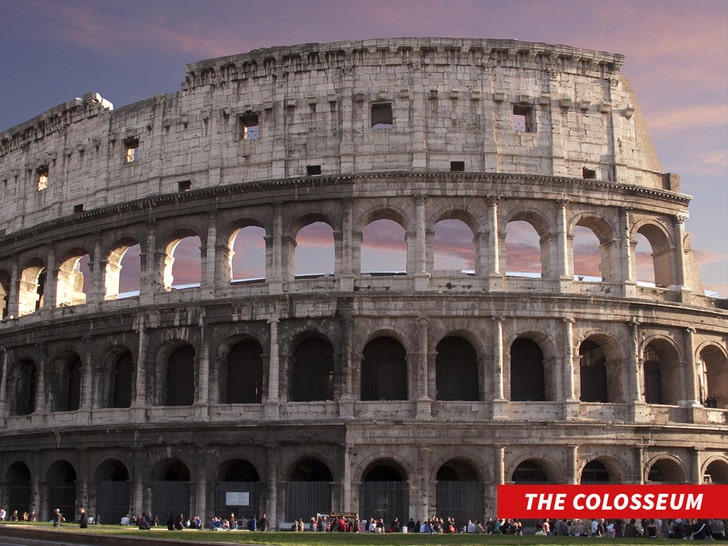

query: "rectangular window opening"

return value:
[512, 105, 534, 133]
[450, 161, 465, 172]
[371, 103, 393, 129]
[306, 165, 322, 177]
[123, 137, 139, 163]
[36, 167, 49, 191]
[178, 180, 192, 192]
[240, 113, 259, 141]
[582, 167, 597, 179]
[73, 204, 84, 213]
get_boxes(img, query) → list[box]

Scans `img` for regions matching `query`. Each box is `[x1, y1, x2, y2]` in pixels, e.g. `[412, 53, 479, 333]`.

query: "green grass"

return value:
[0, 521, 680, 545]
[0, 522, 676, 546]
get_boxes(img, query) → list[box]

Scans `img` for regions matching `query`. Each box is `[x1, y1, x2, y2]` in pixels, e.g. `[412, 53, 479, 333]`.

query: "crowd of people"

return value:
[119, 511, 270, 532]
[286, 513, 727, 540]
[538, 517, 726, 540]
[2, 504, 724, 539]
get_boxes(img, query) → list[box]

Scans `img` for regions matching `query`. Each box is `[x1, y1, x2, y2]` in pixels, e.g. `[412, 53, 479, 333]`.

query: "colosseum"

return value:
[0, 37, 726, 529]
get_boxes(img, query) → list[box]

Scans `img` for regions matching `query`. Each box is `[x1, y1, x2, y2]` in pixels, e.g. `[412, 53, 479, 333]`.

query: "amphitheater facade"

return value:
[0, 38, 726, 528]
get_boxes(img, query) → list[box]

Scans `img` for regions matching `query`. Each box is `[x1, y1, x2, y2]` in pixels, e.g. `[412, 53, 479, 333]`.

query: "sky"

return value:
[1, 0, 726, 296]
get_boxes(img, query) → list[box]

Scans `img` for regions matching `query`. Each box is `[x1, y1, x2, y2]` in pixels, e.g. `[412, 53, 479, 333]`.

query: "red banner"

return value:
[497, 484, 728, 519]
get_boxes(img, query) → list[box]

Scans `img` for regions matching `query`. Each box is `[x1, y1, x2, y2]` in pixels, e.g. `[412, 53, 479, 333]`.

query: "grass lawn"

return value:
[0, 522, 680, 545]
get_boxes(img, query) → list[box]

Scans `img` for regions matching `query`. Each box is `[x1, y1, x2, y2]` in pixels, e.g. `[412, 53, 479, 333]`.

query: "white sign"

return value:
[226, 491, 250, 506]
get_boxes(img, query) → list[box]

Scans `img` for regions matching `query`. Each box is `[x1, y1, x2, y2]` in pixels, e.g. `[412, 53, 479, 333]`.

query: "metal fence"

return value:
[436, 480, 484, 528]
[95, 481, 130, 524]
[214, 481, 261, 520]
[7, 484, 31, 517]
[359, 481, 408, 527]
[48, 484, 76, 522]
[284, 481, 331, 522]
[151, 481, 190, 523]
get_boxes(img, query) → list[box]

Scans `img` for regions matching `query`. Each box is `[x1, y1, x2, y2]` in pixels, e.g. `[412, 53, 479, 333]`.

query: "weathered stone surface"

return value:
[0, 38, 725, 529]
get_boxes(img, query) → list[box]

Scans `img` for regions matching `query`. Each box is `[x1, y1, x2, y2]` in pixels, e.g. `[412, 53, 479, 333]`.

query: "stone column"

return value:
[555, 198, 571, 291]
[264, 318, 280, 419]
[42, 244, 56, 311]
[415, 315, 431, 418]
[264, 446, 278, 529]
[89, 234, 104, 309]
[486, 197, 501, 274]
[620, 207, 636, 298]
[566, 445, 578, 484]
[81, 336, 94, 411]
[194, 479, 206, 522]
[690, 448, 703, 484]
[139, 220, 157, 304]
[195, 313, 210, 415]
[628, 320, 647, 423]
[201, 211, 217, 297]
[494, 445, 506, 484]
[681, 327, 701, 409]
[342, 445, 352, 513]
[0, 348, 8, 415]
[671, 214, 691, 302]
[7, 259, 19, 318]
[416, 448, 432, 522]
[338, 198, 354, 290]
[414, 194, 429, 289]
[131, 452, 144, 517]
[563, 318, 579, 420]
[338, 301, 354, 417]
[267, 204, 283, 294]
[133, 314, 148, 409]
[492, 317, 508, 419]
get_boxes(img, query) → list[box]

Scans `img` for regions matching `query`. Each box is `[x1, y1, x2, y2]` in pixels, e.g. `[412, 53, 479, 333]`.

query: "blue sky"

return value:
[1, 0, 726, 295]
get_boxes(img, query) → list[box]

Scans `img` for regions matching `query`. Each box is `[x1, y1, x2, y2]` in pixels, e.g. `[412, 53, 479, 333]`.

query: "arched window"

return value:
[510, 338, 545, 401]
[361, 337, 407, 400]
[164, 235, 201, 289]
[361, 219, 406, 273]
[110, 351, 133, 408]
[505, 220, 541, 278]
[224, 339, 263, 403]
[433, 219, 475, 272]
[295, 222, 334, 277]
[291, 336, 334, 401]
[699, 345, 727, 408]
[0, 269, 10, 319]
[635, 224, 673, 288]
[435, 336, 478, 400]
[635, 232, 655, 286]
[106, 241, 141, 299]
[18, 259, 45, 315]
[579, 340, 608, 402]
[230, 225, 266, 281]
[165, 345, 195, 406]
[572, 225, 601, 281]
[50, 353, 82, 412]
[643, 340, 681, 405]
[56, 252, 90, 306]
[10, 359, 36, 416]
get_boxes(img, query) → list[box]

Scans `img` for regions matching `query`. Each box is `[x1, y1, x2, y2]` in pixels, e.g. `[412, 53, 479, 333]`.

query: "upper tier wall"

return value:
[0, 38, 671, 236]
